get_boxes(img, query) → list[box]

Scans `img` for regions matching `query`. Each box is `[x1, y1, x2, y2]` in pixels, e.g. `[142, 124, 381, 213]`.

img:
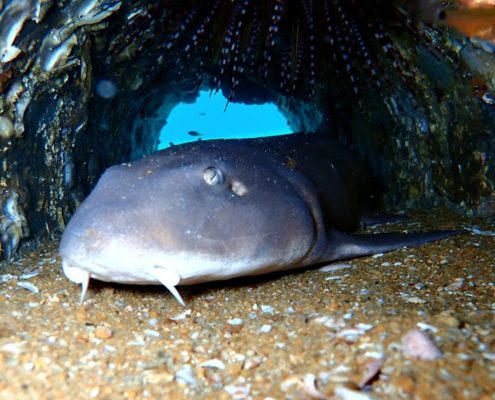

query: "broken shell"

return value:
[16, 281, 40, 294]
[358, 358, 384, 388]
[40, 34, 79, 73]
[199, 359, 226, 370]
[0, 0, 31, 64]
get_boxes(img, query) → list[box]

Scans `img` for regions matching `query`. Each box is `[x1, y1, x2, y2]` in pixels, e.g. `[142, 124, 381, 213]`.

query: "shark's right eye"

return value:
[202, 166, 224, 185]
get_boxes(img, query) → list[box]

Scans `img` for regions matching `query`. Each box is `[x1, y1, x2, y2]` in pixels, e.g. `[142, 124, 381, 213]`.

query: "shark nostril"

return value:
[202, 166, 224, 185]
[230, 180, 248, 196]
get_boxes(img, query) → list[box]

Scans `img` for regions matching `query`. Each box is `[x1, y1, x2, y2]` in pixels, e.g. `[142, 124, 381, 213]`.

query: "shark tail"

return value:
[323, 229, 467, 262]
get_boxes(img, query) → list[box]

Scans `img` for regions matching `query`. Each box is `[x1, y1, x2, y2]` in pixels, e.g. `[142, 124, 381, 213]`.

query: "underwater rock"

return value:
[0, 115, 14, 139]
[0, 0, 493, 260]
[0, 189, 29, 259]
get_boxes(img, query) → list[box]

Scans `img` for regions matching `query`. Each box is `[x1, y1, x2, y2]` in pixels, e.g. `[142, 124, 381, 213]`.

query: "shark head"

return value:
[59, 139, 316, 304]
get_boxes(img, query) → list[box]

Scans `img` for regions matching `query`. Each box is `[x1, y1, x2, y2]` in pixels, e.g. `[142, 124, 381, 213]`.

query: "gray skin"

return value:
[59, 133, 463, 305]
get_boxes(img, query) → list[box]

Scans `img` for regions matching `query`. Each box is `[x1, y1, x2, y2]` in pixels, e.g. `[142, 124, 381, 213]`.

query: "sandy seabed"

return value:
[0, 211, 494, 399]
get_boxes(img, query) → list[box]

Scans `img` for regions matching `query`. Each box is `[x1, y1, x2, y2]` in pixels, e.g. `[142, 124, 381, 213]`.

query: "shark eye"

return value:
[202, 166, 224, 185]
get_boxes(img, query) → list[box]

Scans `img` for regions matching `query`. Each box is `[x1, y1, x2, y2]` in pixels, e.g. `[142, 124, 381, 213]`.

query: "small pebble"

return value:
[404, 296, 427, 304]
[401, 329, 442, 360]
[334, 386, 371, 400]
[435, 313, 461, 328]
[144, 329, 160, 338]
[23, 362, 34, 371]
[359, 358, 383, 388]
[224, 385, 251, 399]
[280, 376, 301, 392]
[260, 305, 274, 314]
[395, 375, 415, 394]
[170, 309, 191, 321]
[356, 323, 373, 331]
[416, 322, 438, 333]
[89, 387, 100, 398]
[175, 365, 197, 387]
[319, 263, 353, 272]
[445, 278, 464, 290]
[94, 326, 113, 340]
[243, 356, 262, 370]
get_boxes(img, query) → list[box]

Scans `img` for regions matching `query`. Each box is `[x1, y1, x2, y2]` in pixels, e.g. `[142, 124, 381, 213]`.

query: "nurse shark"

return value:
[59, 133, 464, 305]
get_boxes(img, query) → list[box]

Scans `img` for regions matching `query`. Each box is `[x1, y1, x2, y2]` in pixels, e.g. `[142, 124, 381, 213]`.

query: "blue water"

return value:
[158, 90, 293, 149]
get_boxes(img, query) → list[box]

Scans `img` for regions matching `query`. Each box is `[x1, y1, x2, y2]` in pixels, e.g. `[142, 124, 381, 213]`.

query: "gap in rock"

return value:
[157, 90, 295, 149]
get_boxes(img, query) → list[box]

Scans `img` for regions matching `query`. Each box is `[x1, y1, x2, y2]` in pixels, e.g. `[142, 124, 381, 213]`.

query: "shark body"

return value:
[59, 133, 463, 304]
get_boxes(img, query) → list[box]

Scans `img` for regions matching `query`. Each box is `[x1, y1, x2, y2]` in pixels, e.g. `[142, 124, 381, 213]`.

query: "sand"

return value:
[0, 211, 494, 399]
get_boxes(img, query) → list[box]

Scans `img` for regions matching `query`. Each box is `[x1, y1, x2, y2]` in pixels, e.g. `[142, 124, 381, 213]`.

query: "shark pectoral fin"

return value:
[323, 229, 466, 262]
[152, 266, 185, 306]
[62, 262, 90, 304]
[79, 272, 90, 304]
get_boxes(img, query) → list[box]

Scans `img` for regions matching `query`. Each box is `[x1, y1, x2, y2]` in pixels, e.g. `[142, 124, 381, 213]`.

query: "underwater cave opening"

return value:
[123, 75, 324, 162]
[157, 90, 294, 149]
